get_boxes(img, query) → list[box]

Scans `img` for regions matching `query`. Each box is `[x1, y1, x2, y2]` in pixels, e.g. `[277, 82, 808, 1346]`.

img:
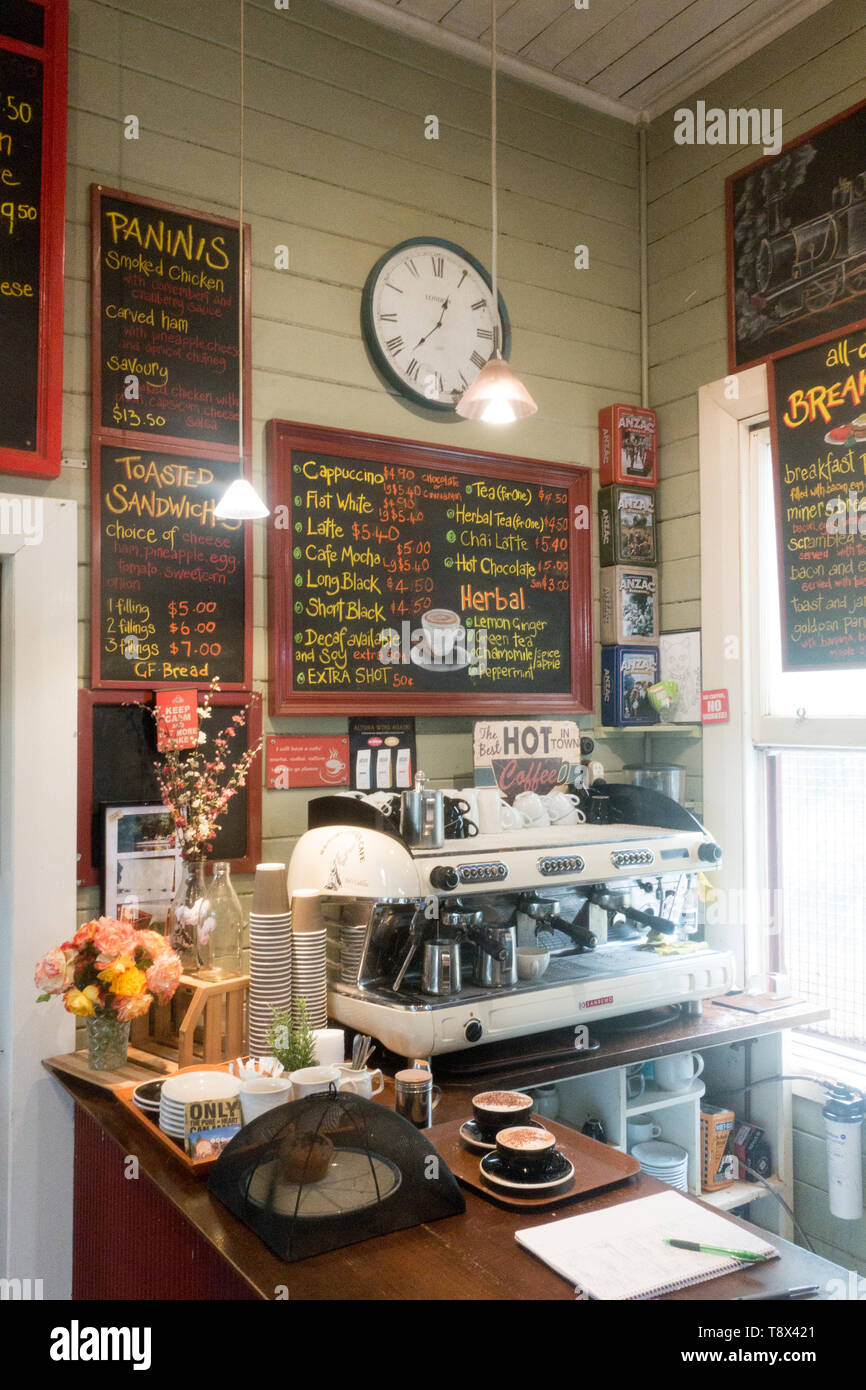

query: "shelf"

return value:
[699, 1176, 784, 1212]
[591, 725, 702, 739]
[627, 1080, 706, 1115]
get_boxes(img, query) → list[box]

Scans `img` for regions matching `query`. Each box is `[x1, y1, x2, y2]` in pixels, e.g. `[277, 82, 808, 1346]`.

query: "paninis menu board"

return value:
[769, 320, 866, 669]
[0, 0, 66, 477]
[91, 444, 251, 689]
[268, 422, 593, 715]
[92, 186, 250, 455]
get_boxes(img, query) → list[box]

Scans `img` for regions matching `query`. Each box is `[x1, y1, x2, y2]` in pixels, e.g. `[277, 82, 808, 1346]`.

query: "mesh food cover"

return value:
[208, 1089, 465, 1262]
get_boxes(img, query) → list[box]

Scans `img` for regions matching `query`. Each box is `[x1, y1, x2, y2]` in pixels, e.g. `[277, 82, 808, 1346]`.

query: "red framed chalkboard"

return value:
[76, 688, 262, 887]
[267, 421, 593, 716]
[0, 0, 66, 478]
[91, 185, 251, 460]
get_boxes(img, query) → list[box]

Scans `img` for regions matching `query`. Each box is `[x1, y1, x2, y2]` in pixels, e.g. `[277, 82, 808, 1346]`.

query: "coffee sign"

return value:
[473, 720, 582, 797]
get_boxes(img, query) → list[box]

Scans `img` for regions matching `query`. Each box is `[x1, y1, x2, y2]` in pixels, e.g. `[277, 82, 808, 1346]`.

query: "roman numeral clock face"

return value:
[361, 239, 510, 412]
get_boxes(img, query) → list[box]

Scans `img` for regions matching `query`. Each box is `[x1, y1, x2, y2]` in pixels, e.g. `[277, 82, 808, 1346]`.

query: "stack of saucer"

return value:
[631, 1139, 689, 1192]
[248, 864, 292, 1058]
[291, 890, 328, 1029]
[339, 924, 367, 985]
[159, 1070, 241, 1139]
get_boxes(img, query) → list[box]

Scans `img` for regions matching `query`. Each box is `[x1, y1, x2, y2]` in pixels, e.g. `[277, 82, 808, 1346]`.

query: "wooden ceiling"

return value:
[331, 0, 835, 121]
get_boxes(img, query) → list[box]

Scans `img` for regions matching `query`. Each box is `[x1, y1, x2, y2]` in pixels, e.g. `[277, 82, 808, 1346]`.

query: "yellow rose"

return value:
[64, 987, 97, 1018]
[97, 955, 133, 984]
[109, 966, 148, 998]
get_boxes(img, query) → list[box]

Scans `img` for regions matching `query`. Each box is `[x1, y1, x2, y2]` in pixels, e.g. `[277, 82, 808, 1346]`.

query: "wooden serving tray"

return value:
[423, 1114, 641, 1212]
[115, 1061, 237, 1177]
[43, 1047, 180, 1092]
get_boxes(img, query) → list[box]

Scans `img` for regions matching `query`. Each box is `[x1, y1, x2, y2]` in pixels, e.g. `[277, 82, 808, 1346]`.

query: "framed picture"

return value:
[103, 803, 180, 930]
[726, 97, 866, 371]
[77, 688, 262, 887]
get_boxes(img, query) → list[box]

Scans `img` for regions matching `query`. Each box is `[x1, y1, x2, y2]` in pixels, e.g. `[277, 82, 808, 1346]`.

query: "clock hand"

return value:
[412, 296, 451, 350]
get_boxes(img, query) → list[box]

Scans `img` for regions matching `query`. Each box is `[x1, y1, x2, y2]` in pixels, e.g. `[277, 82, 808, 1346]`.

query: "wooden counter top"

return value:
[49, 1003, 844, 1303]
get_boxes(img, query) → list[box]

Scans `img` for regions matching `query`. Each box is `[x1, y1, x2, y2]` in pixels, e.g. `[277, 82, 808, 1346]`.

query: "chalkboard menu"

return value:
[268, 422, 593, 715]
[92, 186, 250, 455]
[769, 319, 866, 669]
[92, 443, 252, 689]
[0, 0, 66, 477]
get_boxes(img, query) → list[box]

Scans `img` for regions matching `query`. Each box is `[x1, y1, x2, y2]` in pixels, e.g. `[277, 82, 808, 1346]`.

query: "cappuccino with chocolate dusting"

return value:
[498, 1126, 555, 1151]
[473, 1091, 533, 1110]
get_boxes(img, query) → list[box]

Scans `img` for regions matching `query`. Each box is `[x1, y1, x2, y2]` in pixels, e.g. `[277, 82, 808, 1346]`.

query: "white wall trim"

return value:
[0, 494, 78, 1299]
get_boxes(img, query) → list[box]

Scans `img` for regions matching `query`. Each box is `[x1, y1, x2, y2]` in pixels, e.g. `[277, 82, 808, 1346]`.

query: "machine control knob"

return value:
[464, 1019, 483, 1043]
[698, 841, 722, 863]
[430, 865, 460, 891]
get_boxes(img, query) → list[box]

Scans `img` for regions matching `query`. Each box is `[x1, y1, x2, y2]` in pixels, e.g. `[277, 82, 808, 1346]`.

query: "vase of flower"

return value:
[167, 855, 207, 973]
[86, 1012, 131, 1071]
[197, 860, 243, 980]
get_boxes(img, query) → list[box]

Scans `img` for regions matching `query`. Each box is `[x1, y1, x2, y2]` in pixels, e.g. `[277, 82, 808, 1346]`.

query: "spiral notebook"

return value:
[515, 1189, 778, 1300]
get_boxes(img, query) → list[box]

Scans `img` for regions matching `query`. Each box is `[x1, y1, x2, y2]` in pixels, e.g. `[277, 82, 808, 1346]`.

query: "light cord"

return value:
[238, 0, 245, 465]
[490, 0, 498, 355]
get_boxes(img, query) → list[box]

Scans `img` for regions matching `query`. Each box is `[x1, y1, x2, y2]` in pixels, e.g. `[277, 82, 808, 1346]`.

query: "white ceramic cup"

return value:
[653, 1052, 705, 1093]
[517, 946, 551, 980]
[627, 1117, 662, 1147]
[499, 802, 526, 829]
[626, 1071, 645, 1100]
[289, 1065, 367, 1098]
[478, 788, 505, 834]
[239, 1075, 293, 1125]
[458, 788, 480, 823]
[543, 791, 587, 825]
[421, 608, 463, 660]
[514, 792, 550, 827]
[335, 1063, 384, 1098]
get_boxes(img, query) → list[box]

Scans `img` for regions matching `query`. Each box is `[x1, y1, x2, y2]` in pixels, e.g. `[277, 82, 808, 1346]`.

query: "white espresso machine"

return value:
[286, 789, 734, 1062]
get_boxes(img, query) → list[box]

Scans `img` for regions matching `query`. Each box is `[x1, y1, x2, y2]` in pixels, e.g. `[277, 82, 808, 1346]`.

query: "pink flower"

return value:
[34, 948, 72, 995]
[93, 917, 138, 960]
[135, 929, 170, 963]
[115, 991, 155, 1022]
[146, 950, 183, 1002]
[71, 920, 98, 948]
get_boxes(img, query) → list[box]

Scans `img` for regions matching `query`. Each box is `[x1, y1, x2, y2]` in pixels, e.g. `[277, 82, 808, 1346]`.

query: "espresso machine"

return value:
[286, 788, 734, 1062]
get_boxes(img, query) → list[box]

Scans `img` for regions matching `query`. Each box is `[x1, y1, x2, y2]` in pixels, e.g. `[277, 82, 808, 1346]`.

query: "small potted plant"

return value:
[265, 999, 317, 1074]
[35, 918, 183, 1070]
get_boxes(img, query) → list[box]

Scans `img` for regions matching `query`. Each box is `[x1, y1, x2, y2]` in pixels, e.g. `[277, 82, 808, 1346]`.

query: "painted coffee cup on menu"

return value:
[421, 608, 463, 659]
[495, 1125, 558, 1174]
[472, 1089, 535, 1140]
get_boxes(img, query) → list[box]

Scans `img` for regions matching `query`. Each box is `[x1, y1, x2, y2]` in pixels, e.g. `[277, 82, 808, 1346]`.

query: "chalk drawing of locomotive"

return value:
[751, 174, 866, 323]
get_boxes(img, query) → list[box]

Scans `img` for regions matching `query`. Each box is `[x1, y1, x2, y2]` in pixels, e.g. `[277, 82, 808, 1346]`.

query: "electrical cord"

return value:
[736, 1160, 814, 1253]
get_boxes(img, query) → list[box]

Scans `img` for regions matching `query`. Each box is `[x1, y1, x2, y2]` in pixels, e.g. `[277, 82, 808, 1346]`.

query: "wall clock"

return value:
[361, 237, 511, 413]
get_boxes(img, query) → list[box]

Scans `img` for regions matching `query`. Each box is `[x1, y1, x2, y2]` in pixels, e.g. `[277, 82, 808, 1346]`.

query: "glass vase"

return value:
[197, 861, 244, 980]
[86, 1014, 130, 1071]
[168, 856, 207, 973]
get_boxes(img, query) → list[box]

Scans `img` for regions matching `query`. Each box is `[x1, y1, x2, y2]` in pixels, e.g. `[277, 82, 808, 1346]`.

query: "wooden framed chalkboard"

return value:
[727, 97, 866, 372]
[0, 0, 66, 477]
[91, 185, 251, 458]
[768, 317, 866, 670]
[76, 689, 262, 887]
[90, 441, 252, 689]
[267, 421, 593, 715]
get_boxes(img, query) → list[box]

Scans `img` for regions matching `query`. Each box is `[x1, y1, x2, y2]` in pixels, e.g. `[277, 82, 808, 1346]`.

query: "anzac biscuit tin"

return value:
[598, 485, 657, 566]
[601, 646, 660, 726]
[600, 565, 659, 646]
[598, 404, 658, 488]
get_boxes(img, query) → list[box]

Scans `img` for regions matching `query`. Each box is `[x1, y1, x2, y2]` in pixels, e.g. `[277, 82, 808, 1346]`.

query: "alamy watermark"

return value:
[674, 100, 782, 156]
[0, 495, 43, 545]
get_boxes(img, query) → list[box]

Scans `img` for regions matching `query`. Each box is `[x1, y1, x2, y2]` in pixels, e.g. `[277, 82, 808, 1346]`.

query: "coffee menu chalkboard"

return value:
[92, 186, 250, 455]
[0, 0, 66, 477]
[769, 319, 866, 669]
[268, 422, 592, 715]
[92, 443, 252, 688]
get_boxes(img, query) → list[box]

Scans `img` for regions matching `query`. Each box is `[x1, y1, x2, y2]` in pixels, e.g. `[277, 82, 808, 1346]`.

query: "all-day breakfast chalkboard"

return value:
[727, 98, 866, 372]
[92, 185, 250, 456]
[769, 319, 866, 670]
[268, 421, 592, 715]
[91, 442, 252, 689]
[0, 0, 66, 477]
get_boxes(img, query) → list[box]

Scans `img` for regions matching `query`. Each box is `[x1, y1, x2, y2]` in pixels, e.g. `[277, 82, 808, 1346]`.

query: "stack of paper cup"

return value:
[291, 889, 328, 1029]
[247, 864, 292, 1058]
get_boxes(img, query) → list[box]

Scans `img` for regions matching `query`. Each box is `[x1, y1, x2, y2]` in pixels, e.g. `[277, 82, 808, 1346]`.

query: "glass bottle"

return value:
[197, 860, 243, 980]
[167, 856, 207, 973]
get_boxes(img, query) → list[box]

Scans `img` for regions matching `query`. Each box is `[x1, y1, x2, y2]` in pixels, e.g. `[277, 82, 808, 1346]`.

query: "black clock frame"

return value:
[360, 235, 512, 413]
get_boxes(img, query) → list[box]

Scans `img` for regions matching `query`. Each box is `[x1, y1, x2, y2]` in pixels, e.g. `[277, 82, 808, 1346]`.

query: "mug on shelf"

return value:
[653, 1051, 705, 1094]
[627, 1116, 662, 1148]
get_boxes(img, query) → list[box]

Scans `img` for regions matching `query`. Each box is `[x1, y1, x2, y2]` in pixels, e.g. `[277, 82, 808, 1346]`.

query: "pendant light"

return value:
[456, 0, 537, 424]
[215, 0, 269, 521]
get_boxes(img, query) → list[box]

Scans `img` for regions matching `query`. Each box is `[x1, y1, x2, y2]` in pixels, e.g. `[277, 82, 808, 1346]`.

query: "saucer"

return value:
[410, 640, 472, 673]
[459, 1117, 545, 1154]
[479, 1150, 574, 1192]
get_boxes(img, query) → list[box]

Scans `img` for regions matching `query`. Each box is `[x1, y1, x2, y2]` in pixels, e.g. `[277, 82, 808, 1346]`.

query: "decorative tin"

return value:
[598, 404, 658, 488]
[600, 565, 659, 646]
[598, 485, 657, 566]
[600, 646, 660, 726]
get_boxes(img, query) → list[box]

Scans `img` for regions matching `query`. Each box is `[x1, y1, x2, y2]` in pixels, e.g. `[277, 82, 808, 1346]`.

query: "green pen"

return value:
[664, 1239, 771, 1262]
